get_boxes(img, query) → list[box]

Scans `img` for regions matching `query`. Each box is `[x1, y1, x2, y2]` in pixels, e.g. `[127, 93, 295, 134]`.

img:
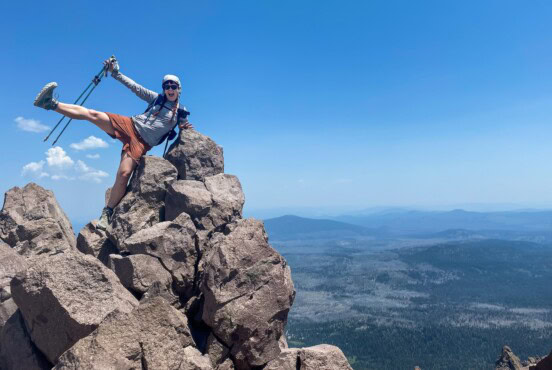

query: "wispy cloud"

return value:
[15, 116, 50, 133]
[76, 160, 108, 183]
[86, 153, 100, 159]
[70, 136, 109, 151]
[21, 161, 49, 178]
[21, 146, 109, 183]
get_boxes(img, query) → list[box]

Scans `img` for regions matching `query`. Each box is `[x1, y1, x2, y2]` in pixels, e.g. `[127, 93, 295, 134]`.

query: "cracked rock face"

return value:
[108, 254, 173, 296]
[200, 219, 295, 368]
[0, 240, 27, 330]
[166, 129, 224, 181]
[120, 212, 198, 297]
[0, 183, 76, 256]
[165, 174, 245, 232]
[108, 156, 178, 247]
[10, 251, 138, 363]
[0, 240, 27, 302]
[0, 310, 51, 370]
[55, 297, 205, 370]
[76, 220, 118, 266]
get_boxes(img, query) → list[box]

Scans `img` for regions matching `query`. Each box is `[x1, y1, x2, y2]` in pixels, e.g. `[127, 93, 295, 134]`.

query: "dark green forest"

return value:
[287, 319, 552, 370]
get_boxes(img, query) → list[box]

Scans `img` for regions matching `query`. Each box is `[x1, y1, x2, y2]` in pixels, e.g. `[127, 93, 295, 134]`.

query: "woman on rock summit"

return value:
[33, 56, 193, 230]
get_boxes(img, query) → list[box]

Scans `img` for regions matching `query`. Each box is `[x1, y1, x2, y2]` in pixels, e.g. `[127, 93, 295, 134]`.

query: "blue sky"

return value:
[2, 0, 552, 224]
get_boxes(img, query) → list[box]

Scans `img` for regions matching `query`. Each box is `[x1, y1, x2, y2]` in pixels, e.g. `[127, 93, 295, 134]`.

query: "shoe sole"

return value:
[33, 82, 58, 107]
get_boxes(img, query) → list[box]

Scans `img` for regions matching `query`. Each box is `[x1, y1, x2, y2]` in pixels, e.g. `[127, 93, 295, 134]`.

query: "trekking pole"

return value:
[50, 65, 110, 146]
[43, 65, 107, 143]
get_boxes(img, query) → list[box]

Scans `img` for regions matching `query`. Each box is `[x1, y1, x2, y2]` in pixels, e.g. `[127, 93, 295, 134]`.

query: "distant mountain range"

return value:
[263, 210, 552, 240]
[263, 215, 378, 240]
[333, 209, 552, 235]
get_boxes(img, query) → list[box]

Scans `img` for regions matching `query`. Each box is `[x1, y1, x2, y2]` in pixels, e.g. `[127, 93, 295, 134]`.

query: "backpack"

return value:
[144, 94, 190, 146]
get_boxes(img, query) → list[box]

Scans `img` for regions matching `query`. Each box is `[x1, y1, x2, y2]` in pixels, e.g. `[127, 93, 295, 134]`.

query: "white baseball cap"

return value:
[162, 74, 181, 87]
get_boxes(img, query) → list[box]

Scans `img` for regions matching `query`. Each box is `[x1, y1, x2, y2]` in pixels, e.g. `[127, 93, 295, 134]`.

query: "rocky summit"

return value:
[0, 129, 352, 370]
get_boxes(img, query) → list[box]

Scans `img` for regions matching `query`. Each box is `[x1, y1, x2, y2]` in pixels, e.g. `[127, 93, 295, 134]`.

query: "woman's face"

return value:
[164, 81, 180, 102]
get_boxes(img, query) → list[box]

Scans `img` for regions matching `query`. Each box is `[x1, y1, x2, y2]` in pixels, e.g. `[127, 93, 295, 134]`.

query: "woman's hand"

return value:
[179, 120, 194, 130]
[103, 56, 119, 74]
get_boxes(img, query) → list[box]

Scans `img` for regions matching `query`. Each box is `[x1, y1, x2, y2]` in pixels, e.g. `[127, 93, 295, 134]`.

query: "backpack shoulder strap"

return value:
[144, 94, 166, 113]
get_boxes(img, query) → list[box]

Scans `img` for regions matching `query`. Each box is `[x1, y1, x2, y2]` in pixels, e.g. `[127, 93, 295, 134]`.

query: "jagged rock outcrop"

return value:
[200, 219, 295, 368]
[0, 130, 352, 370]
[76, 220, 117, 266]
[166, 129, 224, 180]
[494, 345, 552, 370]
[0, 182, 75, 255]
[495, 346, 525, 370]
[108, 156, 178, 246]
[10, 251, 138, 363]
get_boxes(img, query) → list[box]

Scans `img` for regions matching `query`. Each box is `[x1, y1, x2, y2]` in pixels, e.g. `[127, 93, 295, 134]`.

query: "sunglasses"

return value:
[163, 84, 179, 90]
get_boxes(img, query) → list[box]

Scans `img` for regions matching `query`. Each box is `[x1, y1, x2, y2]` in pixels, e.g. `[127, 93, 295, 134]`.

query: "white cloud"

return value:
[76, 160, 109, 183]
[21, 147, 109, 183]
[15, 116, 50, 133]
[46, 147, 74, 168]
[86, 153, 100, 159]
[70, 136, 109, 151]
[79, 170, 109, 183]
[21, 161, 49, 178]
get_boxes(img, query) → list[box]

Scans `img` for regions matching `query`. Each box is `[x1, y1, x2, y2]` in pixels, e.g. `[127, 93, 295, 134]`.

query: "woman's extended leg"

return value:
[106, 151, 138, 209]
[55, 103, 115, 137]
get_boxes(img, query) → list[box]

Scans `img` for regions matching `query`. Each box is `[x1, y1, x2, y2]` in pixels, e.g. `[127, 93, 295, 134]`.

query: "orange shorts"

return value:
[106, 113, 151, 163]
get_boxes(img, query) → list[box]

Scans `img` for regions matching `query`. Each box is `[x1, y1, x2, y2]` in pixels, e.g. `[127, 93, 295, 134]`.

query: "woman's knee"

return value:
[89, 109, 109, 125]
[117, 168, 134, 179]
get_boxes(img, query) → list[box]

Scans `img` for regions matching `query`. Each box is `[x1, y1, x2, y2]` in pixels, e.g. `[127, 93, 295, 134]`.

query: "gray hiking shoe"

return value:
[33, 82, 59, 110]
[96, 207, 113, 231]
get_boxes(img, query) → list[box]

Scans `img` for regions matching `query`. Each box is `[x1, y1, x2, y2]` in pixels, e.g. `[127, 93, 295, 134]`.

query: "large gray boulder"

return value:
[108, 156, 178, 247]
[165, 180, 213, 223]
[10, 252, 138, 363]
[76, 220, 117, 266]
[203, 174, 245, 229]
[265, 345, 352, 370]
[120, 212, 198, 297]
[0, 183, 76, 255]
[299, 345, 353, 370]
[165, 174, 245, 231]
[0, 240, 27, 328]
[0, 310, 51, 370]
[200, 219, 295, 368]
[54, 297, 210, 370]
[108, 254, 173, 296]
[165, 129, 224, 181]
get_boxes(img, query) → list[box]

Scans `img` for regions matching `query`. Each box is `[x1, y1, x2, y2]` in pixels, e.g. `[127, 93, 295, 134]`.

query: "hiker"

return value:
[33, 56, 193, 230]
